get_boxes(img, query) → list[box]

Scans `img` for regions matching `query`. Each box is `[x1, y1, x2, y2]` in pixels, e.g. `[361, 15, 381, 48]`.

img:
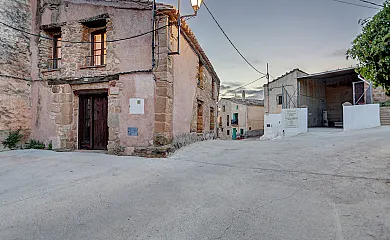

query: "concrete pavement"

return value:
[0, 127, 389, 239]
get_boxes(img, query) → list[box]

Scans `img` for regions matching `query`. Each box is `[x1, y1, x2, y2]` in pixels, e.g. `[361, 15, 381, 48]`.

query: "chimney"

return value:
[242, 90, 246, 100]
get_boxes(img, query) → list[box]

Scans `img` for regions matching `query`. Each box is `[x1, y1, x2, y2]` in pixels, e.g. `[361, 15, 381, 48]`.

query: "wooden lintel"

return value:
[47, 75, 119, 86]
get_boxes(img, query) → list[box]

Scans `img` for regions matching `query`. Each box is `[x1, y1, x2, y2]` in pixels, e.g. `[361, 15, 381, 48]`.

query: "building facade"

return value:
[0, 0, 220, 155]
[263, 69, 308, 114]
[265, 67, 390, 128]
[218, 97, 264, 140]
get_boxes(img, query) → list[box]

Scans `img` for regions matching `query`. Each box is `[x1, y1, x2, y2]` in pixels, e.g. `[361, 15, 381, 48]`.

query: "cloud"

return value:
[220, 85, 232, 91]
[252, 59, 263, 65]
[223, 82, 242, 87]
[330, 49, 348, 58]
[224, 89, 264, 100]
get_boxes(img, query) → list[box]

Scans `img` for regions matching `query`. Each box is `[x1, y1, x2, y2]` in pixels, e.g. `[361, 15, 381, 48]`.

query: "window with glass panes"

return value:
[53, 35, 61, 69]
[92, 30, 106, 66]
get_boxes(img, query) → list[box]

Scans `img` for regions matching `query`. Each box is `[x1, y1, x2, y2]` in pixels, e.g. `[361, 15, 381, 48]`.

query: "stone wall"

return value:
[153, 16, 174, 145]
[373, 86, 390, 103]
[0, 0, 32, 142]
[189, 63, 217, 134]
[39, 19, 118, 81]
[245, 130, 264, 138]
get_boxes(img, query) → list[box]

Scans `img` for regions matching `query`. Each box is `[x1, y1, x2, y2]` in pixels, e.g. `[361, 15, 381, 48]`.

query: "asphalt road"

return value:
[0, 127, 389, 240]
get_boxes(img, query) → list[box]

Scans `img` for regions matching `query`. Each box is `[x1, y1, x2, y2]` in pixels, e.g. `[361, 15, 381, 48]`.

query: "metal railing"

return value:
[47, 58, 61, 70]
[231, 119, 238, 125]
[84, 54, 106, 67]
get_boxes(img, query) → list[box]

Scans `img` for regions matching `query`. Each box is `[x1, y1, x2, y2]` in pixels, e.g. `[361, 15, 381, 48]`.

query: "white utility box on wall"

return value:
[129, 98, 145, 115]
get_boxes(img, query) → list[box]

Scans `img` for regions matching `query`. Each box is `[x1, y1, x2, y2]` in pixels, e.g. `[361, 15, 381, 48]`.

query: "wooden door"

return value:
[78, 94, 108, 150]
[79, 95, 92, 150]
[232, 128, 237, 140]
[92, 95, 108, 150]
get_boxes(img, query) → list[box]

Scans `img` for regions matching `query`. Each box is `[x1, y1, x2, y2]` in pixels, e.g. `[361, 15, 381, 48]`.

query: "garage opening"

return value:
[298, 68, 360, 128]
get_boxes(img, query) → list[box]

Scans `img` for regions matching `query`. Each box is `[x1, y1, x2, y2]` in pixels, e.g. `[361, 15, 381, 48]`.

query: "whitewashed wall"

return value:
[261, 108, 308, 140]
[281, 108, 308, 137]
[262, 114, 283, 140]
[343, 104, 380, 131]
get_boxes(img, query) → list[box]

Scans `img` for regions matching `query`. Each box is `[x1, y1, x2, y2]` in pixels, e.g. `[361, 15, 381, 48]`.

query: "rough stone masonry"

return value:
[0, 0, 32, 143]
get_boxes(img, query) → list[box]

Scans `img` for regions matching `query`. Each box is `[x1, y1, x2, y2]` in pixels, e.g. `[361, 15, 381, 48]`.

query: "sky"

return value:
[161, 0, 383, 98]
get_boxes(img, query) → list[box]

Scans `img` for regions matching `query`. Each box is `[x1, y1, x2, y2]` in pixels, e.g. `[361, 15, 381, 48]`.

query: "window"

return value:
[240, 129, 244, 135]
[52, 35, 61, 69]
[227, 115, 230, 126]
[197, 60, 204, 88]
[197, 101, 203, 133]
[212, 80, 215, 99]
[232, 113, 238, 125]
[236, 105, 239, 110]
[92, 30, 106, 66]
[219, 116, 222, 127]
[222, 105, 226, 112]
[210, 108, 215, 131]
[249, 127, 252, 130]
[277, 95, 283, 105]
[227, 130, 230, 136]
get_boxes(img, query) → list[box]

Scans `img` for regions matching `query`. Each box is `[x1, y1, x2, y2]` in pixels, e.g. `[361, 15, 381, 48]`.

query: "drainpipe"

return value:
[151, 0, 157, 68]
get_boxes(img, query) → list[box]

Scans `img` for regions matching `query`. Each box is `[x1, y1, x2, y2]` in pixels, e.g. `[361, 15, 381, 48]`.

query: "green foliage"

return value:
[347, 1, 390, 93]
[25, 139, 45, 149]
[380, 101, 390, 107]
[2, 129, 23, 149]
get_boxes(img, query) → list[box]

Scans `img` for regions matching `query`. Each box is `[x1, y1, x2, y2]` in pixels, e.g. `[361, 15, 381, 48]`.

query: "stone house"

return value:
[0, 0, 220, 155]
[218, 95, 264, 140]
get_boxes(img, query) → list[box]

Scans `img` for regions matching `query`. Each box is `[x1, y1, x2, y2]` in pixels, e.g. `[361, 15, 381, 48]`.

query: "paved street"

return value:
[0, 127, 389, 240]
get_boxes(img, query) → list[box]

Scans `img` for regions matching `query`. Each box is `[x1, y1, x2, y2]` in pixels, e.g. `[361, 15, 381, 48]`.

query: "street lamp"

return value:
[190, 0, 203, 15]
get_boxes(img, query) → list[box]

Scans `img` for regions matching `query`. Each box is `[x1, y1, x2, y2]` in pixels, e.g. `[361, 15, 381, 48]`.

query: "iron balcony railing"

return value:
[47, 58, 61, 70]
[84, 54, 107, 67]
[231, 119, 238, 125]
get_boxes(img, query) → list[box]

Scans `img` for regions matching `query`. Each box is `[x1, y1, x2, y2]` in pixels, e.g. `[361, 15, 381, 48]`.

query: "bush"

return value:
[380, 101, 390, 107]
[25, 139, 46, 149]
[2, 129, 23, 149]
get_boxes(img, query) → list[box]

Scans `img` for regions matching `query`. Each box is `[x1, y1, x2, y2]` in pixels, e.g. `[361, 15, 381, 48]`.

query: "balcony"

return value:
[47, 58, 61, 70]
[83, 54, 106, 68]
[231, 119, 238, 125]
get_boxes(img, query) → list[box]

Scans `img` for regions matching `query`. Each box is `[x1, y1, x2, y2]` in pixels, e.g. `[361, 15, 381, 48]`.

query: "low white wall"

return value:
[281, 108, 308, 137]
[262, 114, 283, 139]
[261, 108, 308, 140]
[343, 104, 380, 131]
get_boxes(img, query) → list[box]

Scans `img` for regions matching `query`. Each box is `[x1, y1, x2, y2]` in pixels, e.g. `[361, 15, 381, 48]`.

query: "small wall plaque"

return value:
[127, 127, 138, 136]
[109, 87, 120, 95]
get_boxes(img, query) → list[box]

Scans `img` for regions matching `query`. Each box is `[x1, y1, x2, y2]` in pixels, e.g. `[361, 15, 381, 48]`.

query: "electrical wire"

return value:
[222, 76, 267, 97]
[203, 1, 266, 76]
[326, 0, 381, 9]
[0, 20, 169, 44]
[357, 0, 384, 7]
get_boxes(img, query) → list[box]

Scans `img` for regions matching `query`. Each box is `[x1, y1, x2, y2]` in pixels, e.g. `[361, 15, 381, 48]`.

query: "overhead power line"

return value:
[0, 21, 169, 44]
[357, 0, 384, 7]
[203, 1, 266, 76]
[222, 76, 267, 97]
[327, 0, 381, 9]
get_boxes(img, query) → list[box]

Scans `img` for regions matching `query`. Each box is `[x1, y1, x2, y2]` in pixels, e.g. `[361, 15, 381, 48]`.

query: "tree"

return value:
[347, 1, 390, 94]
